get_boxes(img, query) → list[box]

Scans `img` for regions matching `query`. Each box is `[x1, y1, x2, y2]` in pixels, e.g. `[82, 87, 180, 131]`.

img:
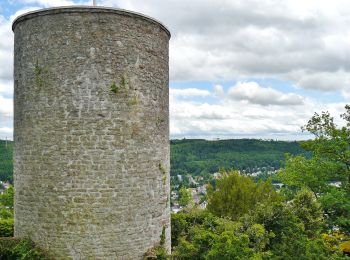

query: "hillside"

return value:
[0, 139, 308, 183]
[170, 139, 307, 176]
[0, 140, 13, 183]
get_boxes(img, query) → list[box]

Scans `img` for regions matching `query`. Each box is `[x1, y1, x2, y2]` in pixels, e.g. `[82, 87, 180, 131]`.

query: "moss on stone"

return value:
[34, 60, 48, 88]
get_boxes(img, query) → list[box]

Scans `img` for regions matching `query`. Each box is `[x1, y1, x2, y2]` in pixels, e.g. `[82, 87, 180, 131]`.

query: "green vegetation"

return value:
[110, 74, 129, 93]
[34, 60, 48, 88]
[170, 138, 307, 178]
[156, 116, 166, 128]
[129, 95, 139, 105]
[169, 106, 350, 259]
[0, 238, 50, 259]
[110, 82, 119, 93]
[159, 162, 167, 185]
[279, 106, 350, 233]
[0, 140, 13, 183]
[170, 172, 348, 259]
[0, 186, 14, 237]
[144, 227, 168, 260]
[0, 186, 49, 258]
[0, 139, 305, 185]
[207, 171, 281, 220]
[0, 219, 13, 238]
[178, 187, 193, 207]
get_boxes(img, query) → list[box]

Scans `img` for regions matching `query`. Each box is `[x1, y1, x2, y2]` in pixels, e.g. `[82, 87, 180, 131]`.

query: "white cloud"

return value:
[0, 127, 12, 134]
[227, 81, 304, 106]
[20, 0, 89, 8]
[292, 70, 350, 93]
[111, 0, 350, 93]
[0, 95, 13, 140]
[170, 88, 211, 97]
[0, 127, 13, 140]
[0, 80, 13, 96]
[213, 84, 225, 98]
[6, 1, 350, 94]
[9, 7, 41, 21]
[0, 95, 13, 118]
[0, 15, 13, 93]
[169, 83, 346, 139]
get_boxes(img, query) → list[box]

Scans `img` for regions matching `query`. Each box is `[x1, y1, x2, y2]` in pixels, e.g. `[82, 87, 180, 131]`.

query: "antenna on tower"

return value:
[93, 0, 96, 6]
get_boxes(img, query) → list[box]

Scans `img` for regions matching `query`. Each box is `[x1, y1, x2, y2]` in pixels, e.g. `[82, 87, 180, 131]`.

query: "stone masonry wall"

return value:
[13, 7, 170, 259]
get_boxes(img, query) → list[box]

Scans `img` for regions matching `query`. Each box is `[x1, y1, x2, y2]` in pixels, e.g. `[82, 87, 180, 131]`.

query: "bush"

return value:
[340, 241, 350, 255]
[143, 246, 168, 260]
[0, 238, 50, 259]
[0, 238, 19, 255]
[0, 218, 13, 237]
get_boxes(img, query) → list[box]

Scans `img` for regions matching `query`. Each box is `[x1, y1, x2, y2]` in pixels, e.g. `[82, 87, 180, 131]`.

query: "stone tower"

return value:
[12, 6, 170, 259]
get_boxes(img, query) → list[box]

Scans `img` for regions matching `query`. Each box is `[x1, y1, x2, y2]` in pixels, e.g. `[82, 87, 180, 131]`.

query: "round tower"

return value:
[12, 6, 170, 259]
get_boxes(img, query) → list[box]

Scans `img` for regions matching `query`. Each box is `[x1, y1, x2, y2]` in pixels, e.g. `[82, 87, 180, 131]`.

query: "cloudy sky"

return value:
[1, 0, 350, 140]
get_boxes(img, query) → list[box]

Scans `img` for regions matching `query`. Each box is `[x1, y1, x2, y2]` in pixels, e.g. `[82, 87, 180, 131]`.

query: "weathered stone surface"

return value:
[13, 6, 170, 259]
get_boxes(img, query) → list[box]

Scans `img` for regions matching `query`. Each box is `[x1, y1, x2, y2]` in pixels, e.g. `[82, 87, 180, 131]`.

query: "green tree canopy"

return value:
[178, 187, 193, 207]
[0, 186, 13, 210]
[301, 106, 350, 187]
[207, 171, 281, 220]
[278, 106, 350, 233]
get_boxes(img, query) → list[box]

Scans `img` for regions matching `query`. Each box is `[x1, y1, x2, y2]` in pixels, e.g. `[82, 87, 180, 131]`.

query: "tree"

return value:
[171, 209, 272, 259]
[301, 106, 350, 187]
[250, 202, 341, 260]
[0, 185, 14, 237]
[278, 155, 339, 197]
[291, 189, 324, 237]
[207, 171, 281, 220]
[0, 186, 14, 210]
[278, 106, 350, 234]
[178, 187, 192, 207]
[319, 187, 350, 232]
[206, 231, 265, 260]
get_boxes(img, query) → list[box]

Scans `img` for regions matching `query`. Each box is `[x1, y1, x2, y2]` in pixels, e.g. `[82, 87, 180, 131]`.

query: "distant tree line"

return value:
[170, 138, 308, 177]
[0, 138, 308, 185]
[0, 140, 13, 184]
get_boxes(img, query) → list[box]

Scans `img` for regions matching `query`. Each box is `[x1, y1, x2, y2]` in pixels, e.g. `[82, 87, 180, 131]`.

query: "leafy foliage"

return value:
[291, 189, 324, 237]
[178, 187, 193, 207]
[171, 138, 306, 177]
[340, 241, 350, 255]
[171, 209, 272, 259]
[301, 106, 350, 186]
[171, 167, 349, 259]
[0, 238, 50, 259]
[0, 185, 14, 237]
[279, 155, 338, 195]
[0, 140, 13, 183]
[278, 106, 350, 233]
[0, 219, 13, 237]
[144, 227, 168, 260]
[319, 187, 350, 232]
[0, 186, 14, 210]
[207, 171, 281, 220]
[143, 246, 167, 260]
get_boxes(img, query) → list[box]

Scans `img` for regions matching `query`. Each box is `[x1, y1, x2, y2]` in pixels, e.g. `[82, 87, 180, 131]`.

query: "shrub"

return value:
[0, 218, 13, 237]
[0, 238, 50, 259]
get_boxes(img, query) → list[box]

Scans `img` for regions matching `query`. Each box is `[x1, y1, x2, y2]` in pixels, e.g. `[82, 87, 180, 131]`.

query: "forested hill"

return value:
[0, 139, 307, 183]
[0, 140, 13, 183]
[170, 139, 307, 176]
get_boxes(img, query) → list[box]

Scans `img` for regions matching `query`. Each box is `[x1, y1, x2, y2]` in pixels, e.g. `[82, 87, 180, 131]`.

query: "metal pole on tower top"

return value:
[93, 0, 96, 6]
